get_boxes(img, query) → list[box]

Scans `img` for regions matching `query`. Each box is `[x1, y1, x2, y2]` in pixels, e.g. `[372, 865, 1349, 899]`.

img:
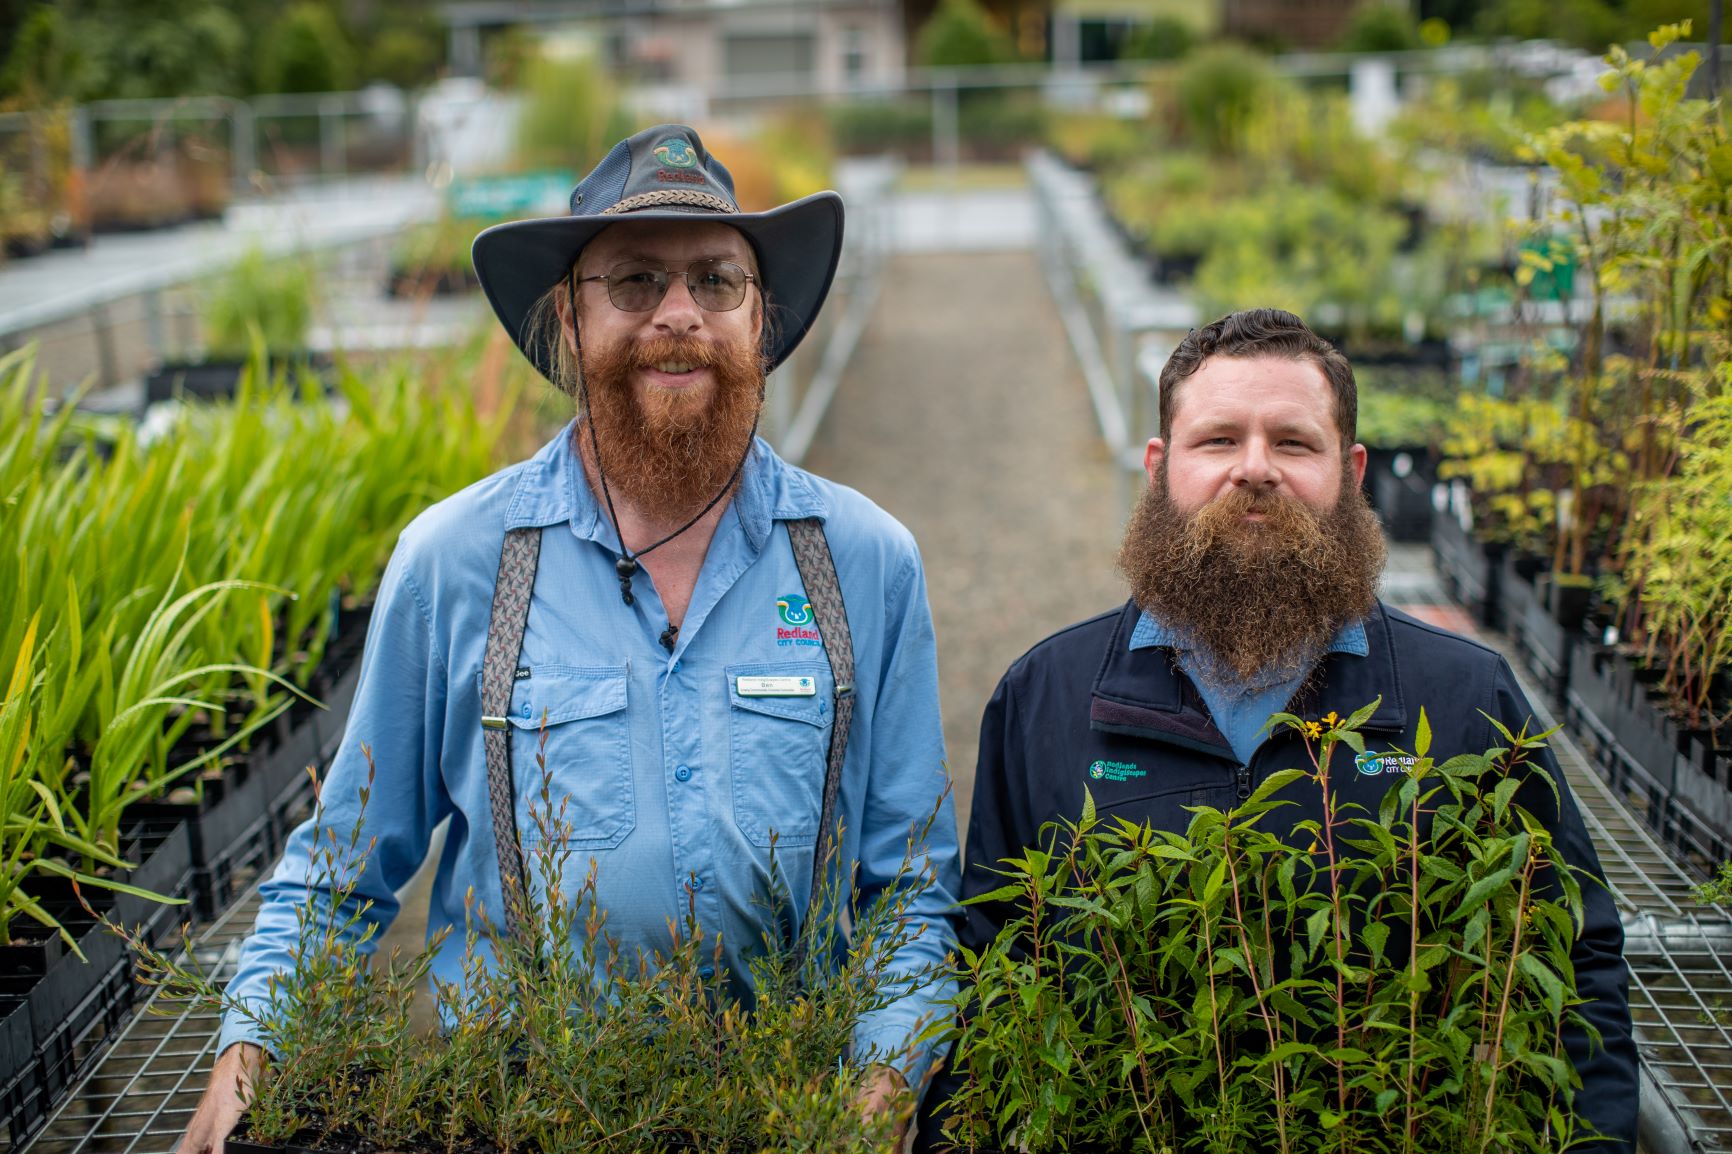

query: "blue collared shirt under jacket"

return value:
[1130, 611, 1370, 764]
[219, 424, 963, 1090]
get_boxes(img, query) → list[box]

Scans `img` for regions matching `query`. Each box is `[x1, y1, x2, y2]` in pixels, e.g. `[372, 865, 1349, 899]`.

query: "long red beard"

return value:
[579, 333, 765, 523]
[1116, 472, 1386, 688]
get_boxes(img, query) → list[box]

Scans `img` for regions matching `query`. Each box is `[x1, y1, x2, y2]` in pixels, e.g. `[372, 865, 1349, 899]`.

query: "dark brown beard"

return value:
[579, 332, 765, 523]
[1116, 470, 1386, 688]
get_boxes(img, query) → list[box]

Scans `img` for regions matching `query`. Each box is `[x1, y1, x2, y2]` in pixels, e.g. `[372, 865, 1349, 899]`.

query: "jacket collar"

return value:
[503, 421, 827, 551]
[1091, 600, 1409, 753]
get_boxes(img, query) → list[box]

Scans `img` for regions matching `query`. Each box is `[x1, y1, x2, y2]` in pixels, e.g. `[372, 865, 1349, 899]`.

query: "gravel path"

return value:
[801, 250, 1129, 837]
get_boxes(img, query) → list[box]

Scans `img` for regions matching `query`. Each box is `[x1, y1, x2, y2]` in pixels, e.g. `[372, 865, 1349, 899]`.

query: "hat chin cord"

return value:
[570, 271, 760, 653]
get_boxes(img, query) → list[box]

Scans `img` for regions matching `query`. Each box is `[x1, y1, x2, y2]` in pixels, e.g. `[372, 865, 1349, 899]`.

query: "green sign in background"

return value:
[446, 171, 574, 220]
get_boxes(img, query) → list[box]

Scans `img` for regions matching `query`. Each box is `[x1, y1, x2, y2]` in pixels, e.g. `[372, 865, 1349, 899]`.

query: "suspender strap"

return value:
[477, 517, 855, 945]
[785, 517, 856, 922]
[479, 525, 543, 938]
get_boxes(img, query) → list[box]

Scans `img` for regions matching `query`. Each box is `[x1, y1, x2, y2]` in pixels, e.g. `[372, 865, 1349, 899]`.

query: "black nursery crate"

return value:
[310, 604, 371, 766]
[111, 820, 197, 951]
[1370, 462, 1433, 543]
[142, 355, 335, 408]
[0, 917, 136, 1150]
[1514, 590, 1574, 707]
[1430, 512, 1505, 629]
[1500, 559, 1576, 708]
[138, 608, 371, 924]
[0, 997, 36, 1148]
[133, 738, 301, 924]
[385, 265, 482, 298]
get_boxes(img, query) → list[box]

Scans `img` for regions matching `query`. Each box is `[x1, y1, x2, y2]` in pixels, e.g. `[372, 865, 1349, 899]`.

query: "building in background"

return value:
[441, 0, 906, 106]
[1221, 0, 1386, 49]
[1047, 0, 1217, 65]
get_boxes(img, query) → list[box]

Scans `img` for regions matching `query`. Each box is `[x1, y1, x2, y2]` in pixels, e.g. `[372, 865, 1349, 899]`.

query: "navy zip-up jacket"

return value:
[941, 599, 1636, 1150]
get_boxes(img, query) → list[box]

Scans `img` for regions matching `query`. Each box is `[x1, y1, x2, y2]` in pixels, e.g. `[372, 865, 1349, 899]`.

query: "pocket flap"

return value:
[508, 666, 629, 729]
[726, 662, 830, 727]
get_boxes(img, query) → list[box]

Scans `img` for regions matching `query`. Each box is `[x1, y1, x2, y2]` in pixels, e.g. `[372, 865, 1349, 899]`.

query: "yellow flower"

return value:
[1304, 721, 1324, 739]
[1322, 710, 1339, 726]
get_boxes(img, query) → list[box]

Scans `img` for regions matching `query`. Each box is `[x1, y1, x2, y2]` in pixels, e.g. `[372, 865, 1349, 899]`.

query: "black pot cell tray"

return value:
[143, 354, 335, 407]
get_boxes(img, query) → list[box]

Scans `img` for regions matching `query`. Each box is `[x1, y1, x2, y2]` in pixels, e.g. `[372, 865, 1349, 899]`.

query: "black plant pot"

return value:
[1152, 250, 1200, 283]
[230, 1132, 760, 1154]
[1371, 461, 1433, 542]
[1559, 643, 1732, 866]
[1685, 732, 1729, 784]
[0, 903, 134, 1146]
[143, 353, 333, 407]
[23, 820, 195, 952]
[131, 602, 369, 921]
[1546, 578, 1593, 632]
[1, 994, 40, 1146]
[1430, 512, 1505, 629]
[385, 265, 481, 298]
[1517, 576, 1575, 707]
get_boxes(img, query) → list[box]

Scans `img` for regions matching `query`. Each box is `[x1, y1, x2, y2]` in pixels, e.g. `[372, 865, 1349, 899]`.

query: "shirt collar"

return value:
[1129, 609, 1370, 660]
[503, 421, 828, 547]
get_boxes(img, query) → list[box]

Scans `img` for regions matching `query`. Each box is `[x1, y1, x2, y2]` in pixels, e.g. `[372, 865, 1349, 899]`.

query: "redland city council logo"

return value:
[775, 594, 821, 648]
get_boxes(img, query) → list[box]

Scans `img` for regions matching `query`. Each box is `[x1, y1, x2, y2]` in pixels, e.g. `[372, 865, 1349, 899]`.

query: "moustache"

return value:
[628, 336, 719, 372]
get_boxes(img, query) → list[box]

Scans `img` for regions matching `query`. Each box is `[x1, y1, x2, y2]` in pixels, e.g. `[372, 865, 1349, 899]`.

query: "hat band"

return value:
[603, 189, 739, 215]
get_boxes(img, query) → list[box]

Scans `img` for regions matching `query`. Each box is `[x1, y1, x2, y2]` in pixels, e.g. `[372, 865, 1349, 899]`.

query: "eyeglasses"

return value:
[575, 259, 757, 313]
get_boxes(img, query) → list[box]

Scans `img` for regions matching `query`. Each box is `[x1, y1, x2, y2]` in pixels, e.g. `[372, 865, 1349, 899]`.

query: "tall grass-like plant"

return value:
[946, 703, 1598, 1154]
[0, 613, 185, 953]
[203, 250, 316, 363]
[122, 745, 938, 1154]
[0, 342, 527, 949]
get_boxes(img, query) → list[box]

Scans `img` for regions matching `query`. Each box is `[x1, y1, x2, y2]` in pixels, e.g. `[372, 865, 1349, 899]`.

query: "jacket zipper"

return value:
[1235, 763, 1251, 802]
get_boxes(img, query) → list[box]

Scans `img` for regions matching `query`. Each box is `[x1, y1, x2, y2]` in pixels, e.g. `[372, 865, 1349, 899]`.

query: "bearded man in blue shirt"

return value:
[178, 125, 961, 1153]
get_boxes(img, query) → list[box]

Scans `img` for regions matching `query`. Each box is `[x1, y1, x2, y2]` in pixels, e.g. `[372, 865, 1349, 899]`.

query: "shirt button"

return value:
[689, 876, 705, 891]
[698, 965, 715, 979]
[674, 764, 692, 782]
[672, 660, 682, 673]
[520, 703, 531, 718]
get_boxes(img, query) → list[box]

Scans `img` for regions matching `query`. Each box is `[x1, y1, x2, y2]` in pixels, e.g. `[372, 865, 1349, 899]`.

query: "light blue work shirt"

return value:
[220, 423, 962, 1090]
[1129, 611, 1370, 763]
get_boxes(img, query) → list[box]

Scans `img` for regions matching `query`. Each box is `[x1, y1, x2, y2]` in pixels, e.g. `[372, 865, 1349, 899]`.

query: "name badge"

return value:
[736, 675, 817, 697]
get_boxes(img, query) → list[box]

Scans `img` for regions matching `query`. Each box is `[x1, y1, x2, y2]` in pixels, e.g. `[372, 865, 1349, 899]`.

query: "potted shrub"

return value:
[1355, 373, 1449, 543]
[123, 757, 931, 1154]
[386, 214, 485, 298]
[1486, 27, 1732, 845]
[144, 250, 320, 405]
[943, 706, 1607, 1152]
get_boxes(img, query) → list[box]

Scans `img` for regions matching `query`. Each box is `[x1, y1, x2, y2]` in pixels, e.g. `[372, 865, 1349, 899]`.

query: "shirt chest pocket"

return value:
[507, 665, 634, 850]
[725, 661, 833, 849]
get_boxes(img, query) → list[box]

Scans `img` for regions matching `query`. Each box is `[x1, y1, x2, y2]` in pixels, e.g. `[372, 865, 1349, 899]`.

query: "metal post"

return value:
[451, 23, 483, 78]
[321, 96, 344, 181]
[231, 99, 255, 194]
[70, 105, 93, 172]
[1710, 0, 1723, 103]
[931, 76, 959, 177]
[407, 92, 427, 177]
[1113, 315, 1138, 514]
[143, 287, 165, 365]
[89, 304, 118, 391]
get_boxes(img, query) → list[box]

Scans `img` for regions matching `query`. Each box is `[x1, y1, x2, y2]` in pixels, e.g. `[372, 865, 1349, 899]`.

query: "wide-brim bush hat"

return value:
[472, 123, 844, 381]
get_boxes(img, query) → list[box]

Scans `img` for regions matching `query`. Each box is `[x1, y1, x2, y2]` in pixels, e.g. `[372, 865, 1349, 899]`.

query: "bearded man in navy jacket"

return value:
[924, 308, 1636, 1151]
